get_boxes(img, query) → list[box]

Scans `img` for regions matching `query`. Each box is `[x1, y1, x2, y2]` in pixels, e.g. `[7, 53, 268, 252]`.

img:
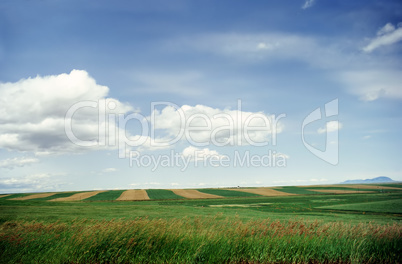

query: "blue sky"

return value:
[0, 0, 401, 193]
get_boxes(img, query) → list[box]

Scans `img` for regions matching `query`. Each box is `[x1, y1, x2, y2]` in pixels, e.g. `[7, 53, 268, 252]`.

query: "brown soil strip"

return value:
[170, 189, 223, 199]
[225, 188, 296, 196]
[0, 194, 11, 199]
[306, 189, 374, 194]
[50, 191, 105, 201]
[10, 193, 57, 200]
[116, 190, 150, 201]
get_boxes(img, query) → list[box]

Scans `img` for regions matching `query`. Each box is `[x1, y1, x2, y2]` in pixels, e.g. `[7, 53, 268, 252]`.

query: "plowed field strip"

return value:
[334, 184, 402, 190]
[116, 190, 150, 201]
[11, 193, 57, 200]
[170, 189, 223, 199]
[226, 188, 296, 196]
[50, 191, 106, 201]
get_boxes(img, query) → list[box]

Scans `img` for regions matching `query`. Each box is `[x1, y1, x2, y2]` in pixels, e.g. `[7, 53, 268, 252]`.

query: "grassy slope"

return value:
[1, 192, 401, 263]
[146, 189, 184, 200]
[274, 186, 321, 195]
[319, 199, 402, 214]
[197, 189, 262, 197]
[0, 193, 34, 200]
[377, 183, 402, 188]
[1, 192, 401, 224]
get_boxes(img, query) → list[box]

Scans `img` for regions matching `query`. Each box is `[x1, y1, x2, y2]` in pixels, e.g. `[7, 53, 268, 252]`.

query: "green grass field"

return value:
[319, 198, 402, 214]
[0, 193, 34, 200]
[1, 184, 401, 263]
[84, 190, 125, 201]
[146, 189, 184, 200]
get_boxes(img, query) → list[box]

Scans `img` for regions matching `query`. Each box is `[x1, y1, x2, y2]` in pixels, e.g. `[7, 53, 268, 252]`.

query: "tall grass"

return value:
[1, 217, 400, 263]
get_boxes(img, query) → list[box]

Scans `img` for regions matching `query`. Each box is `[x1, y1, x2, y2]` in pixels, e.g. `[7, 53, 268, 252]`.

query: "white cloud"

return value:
[302, 0, 315, 9]
[102, 168, 117, 173]
[0, 173, 63, 192]
[377, 23, 396, 36]
[0, 70, 134, 155]
[151, 104, 283, 147]
[1, 70, 285, 156]
[0, 157, 39, 169]
[181, 146, 226, 162]
[362, 22, 402, 53]
[318, 121, 342, 134]
[340, 70, 402, 101]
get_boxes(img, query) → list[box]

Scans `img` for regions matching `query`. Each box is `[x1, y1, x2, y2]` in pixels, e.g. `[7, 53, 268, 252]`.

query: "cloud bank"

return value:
[0, 157, 39, 169]
[0, 70, 133, 155]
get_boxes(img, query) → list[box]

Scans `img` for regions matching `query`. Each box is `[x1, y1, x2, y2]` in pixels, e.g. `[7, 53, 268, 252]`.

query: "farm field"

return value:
[196, 188, 263, 197]
[0, 183, 401, 263]
[146, 189, 184, 200]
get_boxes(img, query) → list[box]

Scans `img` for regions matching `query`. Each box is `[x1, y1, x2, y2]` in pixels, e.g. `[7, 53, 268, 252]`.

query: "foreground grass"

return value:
[1, 217, 400, 264]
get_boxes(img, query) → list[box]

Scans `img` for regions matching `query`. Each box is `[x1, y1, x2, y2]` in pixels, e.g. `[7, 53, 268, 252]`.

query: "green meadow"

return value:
[0, 185, 401, 263]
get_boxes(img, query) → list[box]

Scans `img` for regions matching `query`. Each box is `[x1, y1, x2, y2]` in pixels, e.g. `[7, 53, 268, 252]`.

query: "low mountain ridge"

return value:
[341, 176, 395, 184]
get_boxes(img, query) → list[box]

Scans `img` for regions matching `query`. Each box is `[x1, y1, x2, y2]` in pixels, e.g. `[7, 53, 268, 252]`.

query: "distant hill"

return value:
[341, 176, 395, 184]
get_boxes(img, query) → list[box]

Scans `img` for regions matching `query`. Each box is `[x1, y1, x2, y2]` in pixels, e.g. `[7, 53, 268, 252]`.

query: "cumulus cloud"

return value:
[181, 146, 226, 162]
[0, 70, 133, 155]
[150, 104, 284, 147]
[362, 22, 402, 53]
[340, 70, 402, 101]
[0, 70, 286, 157]
[0, 157, 39, 169]
[302, 0, 315, 9]
[317, 121, 342, 134]
[0, 173, 63, 192]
